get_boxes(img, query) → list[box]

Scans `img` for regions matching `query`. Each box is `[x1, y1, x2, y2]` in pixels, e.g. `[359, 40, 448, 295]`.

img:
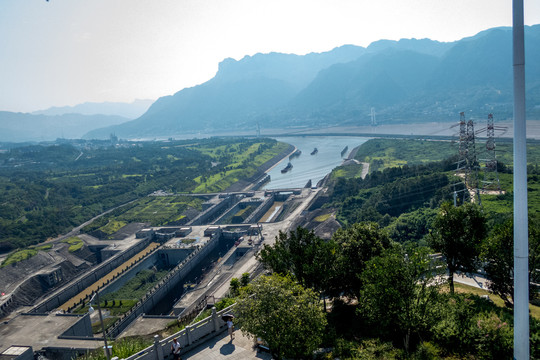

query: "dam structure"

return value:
[0, 186, 319, 360]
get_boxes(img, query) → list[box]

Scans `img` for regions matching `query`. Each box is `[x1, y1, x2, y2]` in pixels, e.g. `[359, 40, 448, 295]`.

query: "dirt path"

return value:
[360, 162, 369, 179]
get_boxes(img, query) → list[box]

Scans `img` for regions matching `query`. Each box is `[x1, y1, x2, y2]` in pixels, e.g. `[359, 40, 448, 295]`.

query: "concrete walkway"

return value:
[182, 330, 272, 360]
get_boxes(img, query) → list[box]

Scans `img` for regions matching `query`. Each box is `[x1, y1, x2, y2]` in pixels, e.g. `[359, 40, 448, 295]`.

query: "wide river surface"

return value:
[264, 136, 370, 189]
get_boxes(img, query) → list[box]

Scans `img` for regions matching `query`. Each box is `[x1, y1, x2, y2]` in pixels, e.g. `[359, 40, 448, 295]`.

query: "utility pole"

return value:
[89, 291, 111, 360]
[512, 0, 529, 358]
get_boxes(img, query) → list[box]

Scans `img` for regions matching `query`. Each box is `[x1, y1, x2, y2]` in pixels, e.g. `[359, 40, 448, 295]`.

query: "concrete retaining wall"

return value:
[59, 313, 93, 338]
[189, 197, 236, 226]
[245, 194, 274, 223]
[214, 199, 262, 225]
[105, 231, 222, 338]
[31, 238, 151, 314]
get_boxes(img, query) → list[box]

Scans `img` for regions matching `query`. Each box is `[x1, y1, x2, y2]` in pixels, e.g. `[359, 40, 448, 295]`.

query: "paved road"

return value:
[182, 329, 271, 360]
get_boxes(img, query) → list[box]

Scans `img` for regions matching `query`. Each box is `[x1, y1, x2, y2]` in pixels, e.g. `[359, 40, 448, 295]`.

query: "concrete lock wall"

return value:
[245, 194, 274, 223]
[158, 248, 194, 267]
[59, 313, 93, 338]
[207, 197, 240, 225]
[189, 197, 236, 226]
[106, 232, 221, 338]
[99, 249, 162, 296]
[31, 238, 151, 314]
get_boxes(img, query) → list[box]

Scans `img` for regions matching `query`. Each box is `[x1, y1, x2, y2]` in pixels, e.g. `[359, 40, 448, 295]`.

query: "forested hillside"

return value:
[326, 138, 540, 244]
[0, 138, 288, 252]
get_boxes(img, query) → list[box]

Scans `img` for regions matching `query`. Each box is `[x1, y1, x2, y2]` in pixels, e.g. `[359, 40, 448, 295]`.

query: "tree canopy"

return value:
[359, 244, 443, 351]
[482, 217, 540, 306]
[257, 227, 337, 298]
[332, 222, 391, 299]
[428, 202, 487, 293]
[235, 274, 327, 360]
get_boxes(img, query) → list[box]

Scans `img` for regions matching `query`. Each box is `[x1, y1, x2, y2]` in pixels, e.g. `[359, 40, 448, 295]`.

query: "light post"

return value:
[89, 291, 111, 360]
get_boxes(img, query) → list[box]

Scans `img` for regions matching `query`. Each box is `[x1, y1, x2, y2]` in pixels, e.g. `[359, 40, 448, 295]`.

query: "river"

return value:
[263, 136, 370, 189]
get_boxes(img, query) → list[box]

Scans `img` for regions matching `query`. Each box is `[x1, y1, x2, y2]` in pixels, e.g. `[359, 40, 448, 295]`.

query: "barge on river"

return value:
[281, 162, 293, 173]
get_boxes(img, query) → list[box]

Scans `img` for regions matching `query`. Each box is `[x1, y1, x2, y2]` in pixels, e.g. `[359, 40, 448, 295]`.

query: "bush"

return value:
[412, 341, 442, 360]
[331, 338, 403, 359]
[431, 294, 513, 359]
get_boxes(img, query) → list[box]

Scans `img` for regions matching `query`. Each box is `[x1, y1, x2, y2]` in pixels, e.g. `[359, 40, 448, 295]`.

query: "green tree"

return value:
[359, 244, 443, 352]
[332, 222, 391, 300]
[229, 278, 240, 297]
[258, 227, 337, 305]
[482, 217, 540, 307]
[235, 274, 327, 359]
[428, 202, 486, 293]
[240, 272, 250, 287]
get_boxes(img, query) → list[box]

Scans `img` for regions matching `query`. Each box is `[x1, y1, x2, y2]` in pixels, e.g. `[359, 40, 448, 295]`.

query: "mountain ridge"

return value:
[18, 25, 540, 141]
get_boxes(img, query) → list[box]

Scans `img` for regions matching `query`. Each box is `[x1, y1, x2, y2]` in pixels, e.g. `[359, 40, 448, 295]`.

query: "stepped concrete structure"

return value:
[0, 187, 320, 360]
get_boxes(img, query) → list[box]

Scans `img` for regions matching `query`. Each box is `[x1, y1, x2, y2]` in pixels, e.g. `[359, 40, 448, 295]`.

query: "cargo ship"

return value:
[281, 162, 293, 173]
[341, 145, 348, 157]
[310, 148, 318, 155]
[289, 149, 302, 160]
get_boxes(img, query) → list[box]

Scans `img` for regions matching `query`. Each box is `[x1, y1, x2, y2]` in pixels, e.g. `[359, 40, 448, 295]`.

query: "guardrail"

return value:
[123, 304, 235, 360]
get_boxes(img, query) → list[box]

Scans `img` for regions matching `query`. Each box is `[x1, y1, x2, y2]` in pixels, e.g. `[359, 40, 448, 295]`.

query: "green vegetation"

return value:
[82, 196, 204, 236]
[35, 244, 53, 251]
[189, 141, 290, 193]
[429, 202, 487, 293]
[354, 139, 457, 172]
[74, 268, 170, 325]
[314, 213, 331, 222]
[78, 336, 153, 360]
[191, 297, 237, 324]
[328, 138, 540, 245]
[236, 274, 327, 360]
[62, 236, 84, 252]
[0, 138, 286, 251]
[100, 268, 170, 302]
[99, 220, 128, 235]
[330, 162, 364, 179]
[258, 224, 540, 359]
[1, 248, 38, 267]
[249, 138, 540, 358]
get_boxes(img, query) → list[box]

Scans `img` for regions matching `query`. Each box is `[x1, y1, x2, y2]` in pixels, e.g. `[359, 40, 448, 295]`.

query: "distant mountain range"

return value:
[32, 99, 154, 119]
[3, 25, 539, 142]
[84, 25, 540, 140]
[0, 112, 128, 142]
[0, 100, 154, 143]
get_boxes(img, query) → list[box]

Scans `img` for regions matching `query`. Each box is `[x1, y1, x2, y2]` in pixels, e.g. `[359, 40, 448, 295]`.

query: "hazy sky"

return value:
[1, 0, 539, 113]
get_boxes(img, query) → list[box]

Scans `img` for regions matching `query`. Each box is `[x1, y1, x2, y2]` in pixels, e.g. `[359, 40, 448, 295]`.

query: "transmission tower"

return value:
[370, 107, 377, 126]
[454, 112, 480, 204]
[456, 112, 467, 172]
[481, 113, 501, 192]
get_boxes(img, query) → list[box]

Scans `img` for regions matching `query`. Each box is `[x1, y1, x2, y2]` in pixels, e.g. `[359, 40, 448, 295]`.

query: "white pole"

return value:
[512, 0, 529, 359]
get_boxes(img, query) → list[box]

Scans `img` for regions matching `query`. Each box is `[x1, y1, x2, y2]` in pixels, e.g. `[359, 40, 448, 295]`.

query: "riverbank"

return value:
[224, 143, 295, 192]
[193, 120, 540, 141]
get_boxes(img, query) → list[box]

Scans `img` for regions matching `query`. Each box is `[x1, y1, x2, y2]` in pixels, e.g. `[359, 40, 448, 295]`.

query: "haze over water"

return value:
[264, 136, 370, 189]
